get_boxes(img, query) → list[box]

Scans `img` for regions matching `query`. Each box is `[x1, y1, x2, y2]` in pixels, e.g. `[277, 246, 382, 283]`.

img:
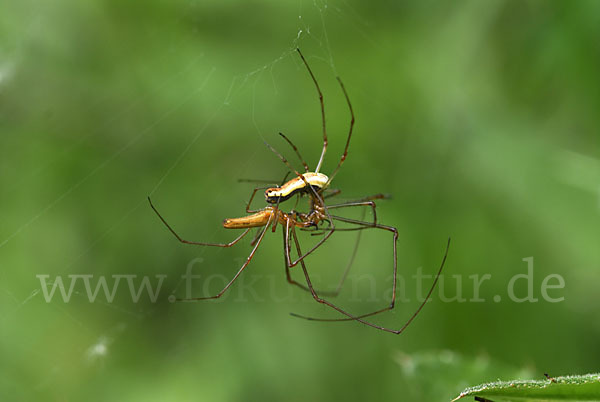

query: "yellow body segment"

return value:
[223, 207, 313, 229]
[265, 172, 329, 203]
[223, 209, 274, 229]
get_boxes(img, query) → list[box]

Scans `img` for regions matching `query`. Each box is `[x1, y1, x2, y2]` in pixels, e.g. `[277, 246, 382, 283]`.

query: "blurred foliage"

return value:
[453, 373, 600, 401]
[1, 0, 599, 401]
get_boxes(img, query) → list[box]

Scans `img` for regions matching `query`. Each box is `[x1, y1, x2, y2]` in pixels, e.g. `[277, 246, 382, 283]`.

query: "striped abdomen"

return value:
[264, 172, 328, 203]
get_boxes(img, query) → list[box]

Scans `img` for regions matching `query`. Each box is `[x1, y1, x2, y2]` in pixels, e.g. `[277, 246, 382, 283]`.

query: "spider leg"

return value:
[290, 192, 391, 263]
[238, 179, 280, 184]
[238, 170, 290, 186]
[282, 218, 342, 297]
[327, 207, 367, 296]
[290, 224, 406, 333]
[303, 213, 401, 315]
[288, 186, 336, 267]
[249, 228, 263, 247]
[283, 219, 312, 293]
[288, 189, 383, 265]
[323, 188, 341, 199]
[271, 195, 282, 232]
[148, 197, 251, 246]
[325, 193, 391, 226]
[326, 76, 354, 185]
[327, 201, 379, 225]
[279, 132, 310, 172]
[279, 171, 291, 185]
[263, 141, 316, 202]
[244, 173, 291, 218]
[296, 49, 327, 173]
[245, 187, 271, 213]
[177, 215, 273, 301]
[292, 216, 450, 333]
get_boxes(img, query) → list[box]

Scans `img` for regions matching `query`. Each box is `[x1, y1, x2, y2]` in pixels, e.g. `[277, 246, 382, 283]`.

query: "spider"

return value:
[148, 49, 450, 334]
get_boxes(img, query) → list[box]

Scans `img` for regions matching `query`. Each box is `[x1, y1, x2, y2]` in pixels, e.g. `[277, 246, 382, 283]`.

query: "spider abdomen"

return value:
[264, 172, 328, 203]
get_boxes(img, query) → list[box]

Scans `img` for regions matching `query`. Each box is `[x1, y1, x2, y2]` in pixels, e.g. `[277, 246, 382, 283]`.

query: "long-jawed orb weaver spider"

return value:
[148, 48, 450, 334]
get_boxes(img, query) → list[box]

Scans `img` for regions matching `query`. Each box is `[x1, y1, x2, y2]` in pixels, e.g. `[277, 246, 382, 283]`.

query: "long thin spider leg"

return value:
[283, 217, 297, 270]
[329, 207, 367, 296]
[287, 188, 384, 266]
[355, 193, 391, 202]
[238, 178, 280, 184]
[307, 211, 393, 233]
[249, 228, 263, 247]
[308, 226, 372, 234]
[292, 209, 401, 324]
[291, 306, 392, 323]
[279, 132, 310, 172]
[237, 171, 290, 186]
[263, 141, 302, 177]
[293, 193, 301, 210]
[283, 218, 318, 293]
[290, 225, 406, 333]
[326, 76, 355, 185]
[308, 193, 389, 213]
[263, 140, 315, 196]
[148, 197, 251, 247]
[283, 218, 346, 297]
[327, 201, 379, 225]
[244, 172, 290, 216]
[296, 208, 368, 293]
[324, 193, 390, 216]
[292, 238, 450, 326]
[271, 195, 282, 232]
[309, 214, 390, 233]
[288, 187, 336, 267]
[322, 187, 386, 202]
[296, 48, 327, 173]
[246, 187, 271, 213]
[279, 171, 291, 185]
[287, 181, 390, 266]
[323, 188, 341, 200]
[177, 216, 273, 301]
[292, 222, 445, 334]
[270, 171, 293, 233]
[318, 194, 391, 230]
[301, 196, 388, 235]
[329, 214, 379, 227]
[296, 237, 450, 323]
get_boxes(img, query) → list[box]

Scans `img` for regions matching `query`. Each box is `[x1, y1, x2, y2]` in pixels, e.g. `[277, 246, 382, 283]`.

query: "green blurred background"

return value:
[1, 0, 599, 401]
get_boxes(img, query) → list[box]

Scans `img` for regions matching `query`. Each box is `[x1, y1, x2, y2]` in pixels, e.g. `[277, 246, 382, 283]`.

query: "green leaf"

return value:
[452, 373, 600, 401]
